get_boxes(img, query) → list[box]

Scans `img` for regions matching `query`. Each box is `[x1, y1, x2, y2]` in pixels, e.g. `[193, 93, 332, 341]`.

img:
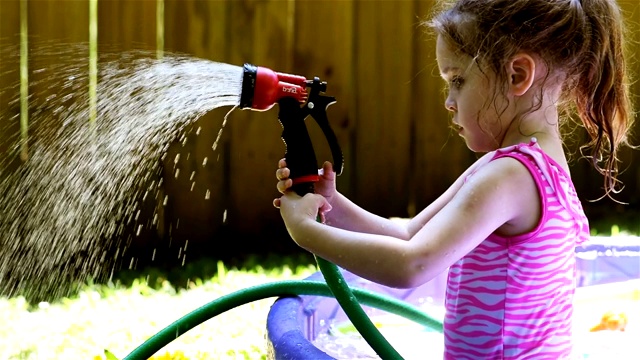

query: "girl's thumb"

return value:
[314, 194, 332, 223]
[319, 161, 335, 178]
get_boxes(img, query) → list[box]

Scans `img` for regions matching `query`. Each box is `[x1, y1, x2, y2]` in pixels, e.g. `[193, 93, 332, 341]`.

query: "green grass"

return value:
[1, 219, 638, 360]
[0, 254, 318, 360]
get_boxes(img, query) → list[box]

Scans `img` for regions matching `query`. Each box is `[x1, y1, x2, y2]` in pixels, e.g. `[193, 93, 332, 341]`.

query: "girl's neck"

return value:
[499, 101, 570, 173]
[500, 94, 562, 149]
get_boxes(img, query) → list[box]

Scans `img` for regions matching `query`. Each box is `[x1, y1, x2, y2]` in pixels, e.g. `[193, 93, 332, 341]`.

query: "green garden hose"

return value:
[123, 278, 443, 360]
[314, 256, 404, 359]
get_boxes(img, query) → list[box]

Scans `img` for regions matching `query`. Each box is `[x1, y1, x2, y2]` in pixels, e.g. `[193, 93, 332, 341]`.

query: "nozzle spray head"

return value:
[239, 64, 309, 111]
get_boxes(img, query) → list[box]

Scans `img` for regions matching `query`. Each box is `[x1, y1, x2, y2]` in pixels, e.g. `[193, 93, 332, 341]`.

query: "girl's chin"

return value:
[461, 136, 487, 153]
[465, 141, 498, 153]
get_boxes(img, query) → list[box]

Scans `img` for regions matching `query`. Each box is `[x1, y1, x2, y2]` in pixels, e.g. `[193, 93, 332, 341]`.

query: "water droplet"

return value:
[163, 195, 168, 206]
[184, 240, 189, 251]
[196, 127, 201, 135]
[152, 213, 158, 225]
[190, 171, 195, 181]
[202, 157, 208, 167]
[190, 182, 195, 191]
[222, 209, 227, 223]
[152, 248, 156, 261]
[205, 189, 210, 200]
[174, 154, 180, 164]
[136, 224, 143, 236]
[174, 168, 180, 178]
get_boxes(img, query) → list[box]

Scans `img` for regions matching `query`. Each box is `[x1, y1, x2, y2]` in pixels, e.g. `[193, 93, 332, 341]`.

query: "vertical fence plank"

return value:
[619, 0, 640, 206]
[0, 0, 21, 175]
[351, 1, 416, 217]
[411, 1, 476, 214]
[294, 0, 356, 202]
[98, 0, 156, 52]
[225, 0, 298, 253]
[163, 0, 233, 260]
[25, 0, 89, 163]
[27, 0, 89, 108]
[96, 1, 159, 269]
[0, 0, 20, 104]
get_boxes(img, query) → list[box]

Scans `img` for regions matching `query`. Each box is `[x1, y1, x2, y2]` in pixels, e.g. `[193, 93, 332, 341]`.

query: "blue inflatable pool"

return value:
[266, 236, 640, 359]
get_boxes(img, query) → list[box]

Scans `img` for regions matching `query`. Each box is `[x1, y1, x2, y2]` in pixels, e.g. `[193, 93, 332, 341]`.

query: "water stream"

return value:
[0, 44, 243, 301]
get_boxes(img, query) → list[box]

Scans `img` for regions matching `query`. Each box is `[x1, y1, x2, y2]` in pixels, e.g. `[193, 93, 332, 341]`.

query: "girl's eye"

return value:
[450, 76, 464, 89]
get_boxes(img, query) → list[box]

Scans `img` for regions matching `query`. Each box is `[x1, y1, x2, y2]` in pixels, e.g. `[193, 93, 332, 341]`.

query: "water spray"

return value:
[123, 64, 442, 360]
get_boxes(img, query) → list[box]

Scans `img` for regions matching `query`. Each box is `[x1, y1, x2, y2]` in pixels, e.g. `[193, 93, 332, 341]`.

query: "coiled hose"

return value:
[123, 259, 443, 360]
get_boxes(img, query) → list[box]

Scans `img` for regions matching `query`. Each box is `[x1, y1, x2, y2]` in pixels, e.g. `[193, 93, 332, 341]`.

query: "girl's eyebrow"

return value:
[441, 66, 460, 74]
[440, 66, 461, 78]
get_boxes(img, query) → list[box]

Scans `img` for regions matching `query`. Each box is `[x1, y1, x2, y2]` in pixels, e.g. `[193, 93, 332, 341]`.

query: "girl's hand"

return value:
[279, 191, 332, 233]
[273, 159, 337, 208]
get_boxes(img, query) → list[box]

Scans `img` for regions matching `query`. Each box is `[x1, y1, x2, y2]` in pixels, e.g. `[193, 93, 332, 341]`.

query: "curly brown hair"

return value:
[427, 0, 634, 199]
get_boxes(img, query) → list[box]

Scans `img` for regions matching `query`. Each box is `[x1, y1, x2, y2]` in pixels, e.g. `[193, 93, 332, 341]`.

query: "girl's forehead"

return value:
[436, 36, 472, 75]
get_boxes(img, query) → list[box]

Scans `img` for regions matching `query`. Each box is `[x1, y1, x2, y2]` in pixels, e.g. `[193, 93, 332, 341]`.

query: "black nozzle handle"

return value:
[278, 97, 318, 196]
[307, 92, 343, 177]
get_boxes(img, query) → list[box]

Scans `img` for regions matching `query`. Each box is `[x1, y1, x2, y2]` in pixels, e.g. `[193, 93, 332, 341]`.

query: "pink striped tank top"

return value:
[444, 140, 590, 359]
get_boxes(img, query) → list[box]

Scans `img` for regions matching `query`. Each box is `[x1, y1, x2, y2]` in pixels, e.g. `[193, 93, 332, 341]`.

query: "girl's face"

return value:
[435, 35, 511, 152]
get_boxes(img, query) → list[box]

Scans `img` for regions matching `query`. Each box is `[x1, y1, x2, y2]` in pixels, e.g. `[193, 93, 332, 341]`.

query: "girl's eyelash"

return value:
[450, 76, 464, 88]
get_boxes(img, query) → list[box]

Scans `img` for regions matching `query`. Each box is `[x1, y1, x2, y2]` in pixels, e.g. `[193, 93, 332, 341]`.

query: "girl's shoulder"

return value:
[481, 138, 589, 243]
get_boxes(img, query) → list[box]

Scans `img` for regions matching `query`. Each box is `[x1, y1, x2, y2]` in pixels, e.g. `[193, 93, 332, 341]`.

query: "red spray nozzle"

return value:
[240, 64, 309, 111]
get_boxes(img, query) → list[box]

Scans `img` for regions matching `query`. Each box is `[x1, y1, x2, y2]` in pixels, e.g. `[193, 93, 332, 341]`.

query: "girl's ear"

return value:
[507, 53, 535, 97]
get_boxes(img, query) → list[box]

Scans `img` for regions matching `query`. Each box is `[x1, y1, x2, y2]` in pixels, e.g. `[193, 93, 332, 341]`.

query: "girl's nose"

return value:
[445, 96, 456, 112]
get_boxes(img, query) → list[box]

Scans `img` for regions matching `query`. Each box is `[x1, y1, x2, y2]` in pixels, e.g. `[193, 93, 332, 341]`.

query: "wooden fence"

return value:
[0, 0, 639, 264]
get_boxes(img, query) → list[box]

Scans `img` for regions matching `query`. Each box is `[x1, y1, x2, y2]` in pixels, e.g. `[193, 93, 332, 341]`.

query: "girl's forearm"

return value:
[318, 154, 487, 241]
[323, 192, 411, 239]
[291, 218, 423, 288]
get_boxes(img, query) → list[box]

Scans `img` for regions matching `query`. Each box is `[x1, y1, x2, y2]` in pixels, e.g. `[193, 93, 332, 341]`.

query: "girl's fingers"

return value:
[278, 158, 287, 169]
[276, 167, 290, 181]
[273, 198, 281, 208]
[277, 179, 292, 194]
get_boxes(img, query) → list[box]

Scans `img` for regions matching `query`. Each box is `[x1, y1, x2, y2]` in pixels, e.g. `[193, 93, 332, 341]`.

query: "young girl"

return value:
[274, 0, 634, 358]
